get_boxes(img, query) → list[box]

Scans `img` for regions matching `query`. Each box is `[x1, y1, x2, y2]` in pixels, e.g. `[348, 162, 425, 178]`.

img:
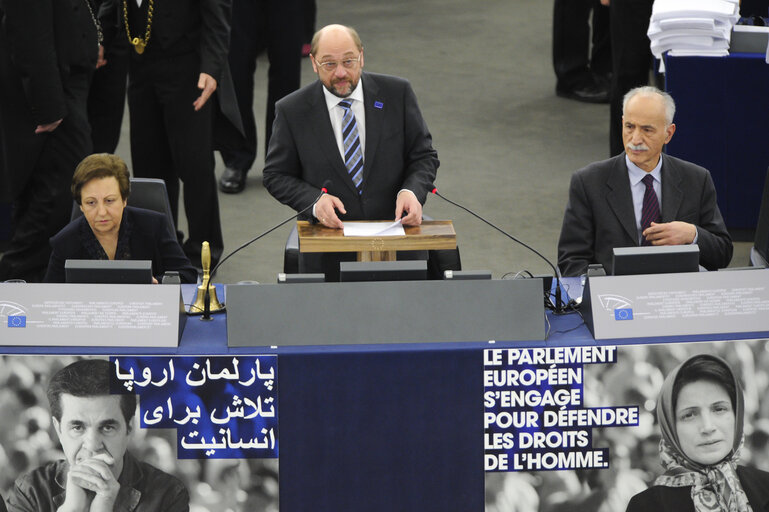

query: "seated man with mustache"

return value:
[557, 86, 733, 276]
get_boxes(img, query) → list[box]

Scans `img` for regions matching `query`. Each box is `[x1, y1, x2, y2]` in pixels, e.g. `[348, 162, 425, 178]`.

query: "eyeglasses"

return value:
[316, 54, 361, 72]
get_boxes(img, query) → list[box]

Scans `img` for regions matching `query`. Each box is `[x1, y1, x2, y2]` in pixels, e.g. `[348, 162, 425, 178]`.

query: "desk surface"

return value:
[1, 279, 767, 511]
[1, 279, 764, 355]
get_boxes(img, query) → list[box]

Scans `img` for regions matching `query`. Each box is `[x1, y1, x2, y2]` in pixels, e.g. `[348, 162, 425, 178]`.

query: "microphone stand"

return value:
[431, 188, 565, 314]
[198, 186, 329, 320]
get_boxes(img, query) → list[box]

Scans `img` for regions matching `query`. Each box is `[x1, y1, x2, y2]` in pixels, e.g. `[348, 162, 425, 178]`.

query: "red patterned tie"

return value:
[641, 174, 661, 246]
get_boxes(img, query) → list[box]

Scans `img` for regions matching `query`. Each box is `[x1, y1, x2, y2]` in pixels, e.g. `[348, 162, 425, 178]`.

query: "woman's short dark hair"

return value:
[47, 359, 136, 425]
[71, 153, 131, 205]
[672, 354, 737, 414]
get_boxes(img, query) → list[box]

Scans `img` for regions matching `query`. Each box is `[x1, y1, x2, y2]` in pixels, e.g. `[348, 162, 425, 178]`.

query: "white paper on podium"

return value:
[343, 220, 406, 237]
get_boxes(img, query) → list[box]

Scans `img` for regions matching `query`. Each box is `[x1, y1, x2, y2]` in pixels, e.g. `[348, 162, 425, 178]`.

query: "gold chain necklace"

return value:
[122, 0, 154, 54]
[83, 0, 103, 46]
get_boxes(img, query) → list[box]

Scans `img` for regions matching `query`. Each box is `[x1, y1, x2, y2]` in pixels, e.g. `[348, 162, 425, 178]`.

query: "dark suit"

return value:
[43, 206, 198, 284]
[0, 0, 97, 281]
[557, 153, 732, 276]
[262, 71, 439, 279]
[263, 71, 438, 220]
[625, 466, 769, 512]
[215, 0, 303, 172]
[608, 0, 655, 156]
[121, 0, 231, 264]
[553, 0, 610, 92]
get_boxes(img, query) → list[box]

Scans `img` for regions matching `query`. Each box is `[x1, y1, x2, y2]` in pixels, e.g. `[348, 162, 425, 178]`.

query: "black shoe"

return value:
[218, 167, 247, 194]
[556, 82, 610, 104]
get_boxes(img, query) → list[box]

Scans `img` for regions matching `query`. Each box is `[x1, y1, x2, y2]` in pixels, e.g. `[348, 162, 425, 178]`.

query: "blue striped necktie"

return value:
[641, 174, 661, 246]
[338, 99, 364, 192]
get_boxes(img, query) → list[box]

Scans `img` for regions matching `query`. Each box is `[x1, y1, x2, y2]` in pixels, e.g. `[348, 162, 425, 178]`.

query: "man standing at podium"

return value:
[557, 86, 733, 276]
[263, 24, 438, 226]
[263, 24, 439, 278]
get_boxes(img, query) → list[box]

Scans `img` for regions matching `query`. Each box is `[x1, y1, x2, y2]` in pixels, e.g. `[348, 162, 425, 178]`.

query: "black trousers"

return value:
[609, 0, 655, 156]
[552, 0, 611, 91]
[217, 0, 303, 173]
[127, 50, 223, 263]
[0, 71, 93, 282]
[87, 38, 129, 154]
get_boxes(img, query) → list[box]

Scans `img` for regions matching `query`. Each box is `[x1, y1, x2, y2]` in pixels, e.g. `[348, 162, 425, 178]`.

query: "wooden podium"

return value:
[296, 220, 456, 262]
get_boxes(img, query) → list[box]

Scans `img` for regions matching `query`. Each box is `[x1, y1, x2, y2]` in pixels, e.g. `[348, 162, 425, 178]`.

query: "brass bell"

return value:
[189, 241, 225, 316]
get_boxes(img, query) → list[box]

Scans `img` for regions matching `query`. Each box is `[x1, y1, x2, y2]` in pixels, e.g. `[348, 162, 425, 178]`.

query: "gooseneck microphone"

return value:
[199, 182, 331, 320]
[430, 187, 566, 314]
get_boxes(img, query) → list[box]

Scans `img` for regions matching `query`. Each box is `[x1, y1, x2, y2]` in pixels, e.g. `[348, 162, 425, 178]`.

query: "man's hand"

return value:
[96, 45, 107, 69]
[59, 467, 90, 512]
[65, 455, 121, 512]
[394, 190, 422, 226]
[643, 221, 697, 246]
[600, 0, 609, 5]
[315, 193, 346, 229]
[35, 119, 62, 134]
[193, 73, 217, 111]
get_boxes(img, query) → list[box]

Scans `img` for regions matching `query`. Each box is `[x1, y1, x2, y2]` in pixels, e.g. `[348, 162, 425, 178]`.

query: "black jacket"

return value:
[263, 72, 439, 221]
[44, 206, 197, 284]
[0, 0, 99, 200]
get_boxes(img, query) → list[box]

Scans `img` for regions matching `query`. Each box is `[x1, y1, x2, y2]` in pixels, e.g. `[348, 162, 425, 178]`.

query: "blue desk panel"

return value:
[2, 281, 766, 511]
[665, 53, 769, 232]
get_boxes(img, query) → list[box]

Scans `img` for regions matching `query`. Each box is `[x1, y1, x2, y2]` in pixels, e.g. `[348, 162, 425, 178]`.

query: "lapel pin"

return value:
[374, 101, 384, 110]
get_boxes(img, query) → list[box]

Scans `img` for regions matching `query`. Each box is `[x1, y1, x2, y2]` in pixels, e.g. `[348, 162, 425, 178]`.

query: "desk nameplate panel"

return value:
[583, 269, 769, 339]
[227, 279, 544, 346]
[0, 283, 183, 347]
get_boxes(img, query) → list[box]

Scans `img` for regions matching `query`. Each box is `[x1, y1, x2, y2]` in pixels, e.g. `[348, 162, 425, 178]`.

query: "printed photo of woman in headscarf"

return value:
[626, 353, 769, 512]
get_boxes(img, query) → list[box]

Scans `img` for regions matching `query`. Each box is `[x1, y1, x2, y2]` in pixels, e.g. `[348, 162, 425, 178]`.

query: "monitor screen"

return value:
[65, 259, 153, 284]
[612, 245, 700, 276]
[339, 260, 428, 282]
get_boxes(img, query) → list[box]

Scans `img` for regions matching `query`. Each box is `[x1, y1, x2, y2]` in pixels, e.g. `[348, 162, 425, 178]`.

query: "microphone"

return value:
[430, 187, 566, 314]
[198, 181, 331, 320]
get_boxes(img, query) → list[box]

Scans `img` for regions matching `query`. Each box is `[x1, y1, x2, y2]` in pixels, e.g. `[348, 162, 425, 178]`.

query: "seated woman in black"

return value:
[626, 354, 769, 512]
[43, 153, 197, 283]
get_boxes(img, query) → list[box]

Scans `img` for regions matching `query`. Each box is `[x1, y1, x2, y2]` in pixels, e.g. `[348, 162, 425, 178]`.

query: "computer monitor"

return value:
[339, 260, 428, 282]
[612, 245, 700, 276]
[65, 259, 153, 284]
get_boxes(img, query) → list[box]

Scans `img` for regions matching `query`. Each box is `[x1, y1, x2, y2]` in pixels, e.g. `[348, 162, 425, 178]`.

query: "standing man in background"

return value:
[0, 0, 101, 282]
[604, 0, 656, 156]
[121, 0, 230, 265]
[553, 0, 611, 103]
[216, 0, 304, 194]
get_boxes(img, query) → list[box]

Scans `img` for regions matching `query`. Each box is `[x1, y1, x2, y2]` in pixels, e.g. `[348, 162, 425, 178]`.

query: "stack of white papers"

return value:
[647, 0, 740, 60]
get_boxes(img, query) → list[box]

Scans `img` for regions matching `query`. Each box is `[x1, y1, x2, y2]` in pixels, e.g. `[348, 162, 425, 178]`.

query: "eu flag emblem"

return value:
[614, 308, 633, 321]
[8, 316, 26, 327]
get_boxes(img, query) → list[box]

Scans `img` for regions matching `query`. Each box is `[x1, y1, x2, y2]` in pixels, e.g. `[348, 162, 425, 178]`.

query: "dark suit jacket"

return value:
[262, 72, 439, 221]
[43, 206, 197, 284]
[112, 0, 231, 82]
[0, 0, 98, 200]
[557, 153, 733, 276]
[625, 465, 769, 512]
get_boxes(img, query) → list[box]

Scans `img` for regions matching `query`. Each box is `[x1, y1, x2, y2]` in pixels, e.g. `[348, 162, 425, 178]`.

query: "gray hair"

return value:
[622, 86, 676, 125]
